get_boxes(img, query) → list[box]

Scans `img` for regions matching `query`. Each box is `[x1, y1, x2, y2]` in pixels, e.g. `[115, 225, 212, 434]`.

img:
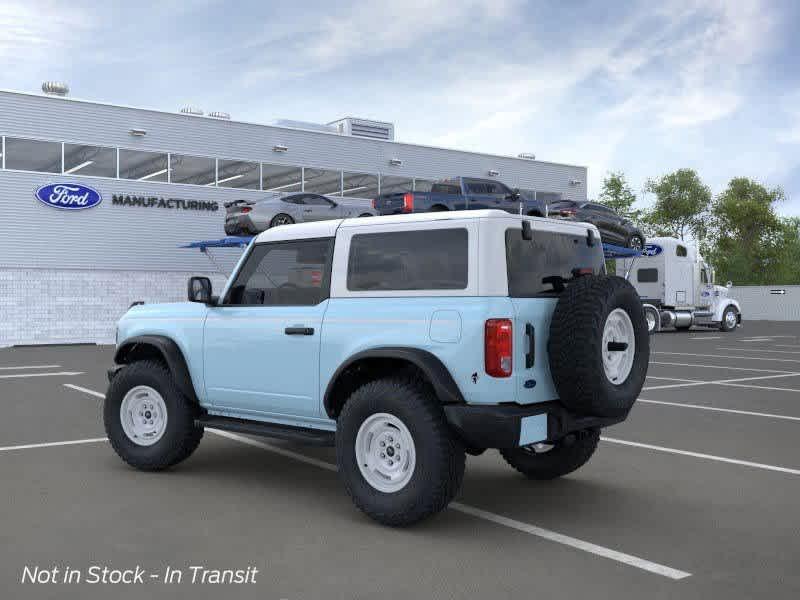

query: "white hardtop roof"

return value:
[254, 209, 596, 243]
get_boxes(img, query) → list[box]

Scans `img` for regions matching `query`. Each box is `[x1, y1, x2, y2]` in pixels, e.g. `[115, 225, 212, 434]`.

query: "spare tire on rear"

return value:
[547, 275, 649, 418]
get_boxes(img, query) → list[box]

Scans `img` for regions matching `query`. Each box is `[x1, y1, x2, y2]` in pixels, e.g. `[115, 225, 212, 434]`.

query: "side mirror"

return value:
[507, 188, 521, 200]
[726, 281, 733, 289]
[188, 276, 214, 304]
[329, 200, 338, 208]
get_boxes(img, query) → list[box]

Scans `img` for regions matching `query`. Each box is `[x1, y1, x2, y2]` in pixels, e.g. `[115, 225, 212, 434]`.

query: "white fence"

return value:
[728, 285, 800, 321]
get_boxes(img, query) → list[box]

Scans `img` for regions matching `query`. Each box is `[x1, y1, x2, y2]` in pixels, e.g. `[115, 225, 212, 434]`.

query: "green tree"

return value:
[598, 171, 640, 220]
[642, 169, 711, 241]
[707, 178, 786, 284]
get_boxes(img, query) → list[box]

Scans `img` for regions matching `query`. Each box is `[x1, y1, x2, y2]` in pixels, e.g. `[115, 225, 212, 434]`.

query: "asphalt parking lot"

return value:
[2, 322, 799, 599]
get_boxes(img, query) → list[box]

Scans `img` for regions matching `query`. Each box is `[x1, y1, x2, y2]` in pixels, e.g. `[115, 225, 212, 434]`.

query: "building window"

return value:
[413, 178, 435, 192]
[119, 149, 168, 182]
[4, 137, 61, 173]
[380, 176, 413, 195]
[347, 229, 469, 291]
[63, 143, 117, 177]
[217, 159, 260, 189]
[262, 163, 302, 192]
[341, 172, 379, 199]
[676, 245, 688, 257]
[170, 154, 216, 186]
[304, 167, 342, 195]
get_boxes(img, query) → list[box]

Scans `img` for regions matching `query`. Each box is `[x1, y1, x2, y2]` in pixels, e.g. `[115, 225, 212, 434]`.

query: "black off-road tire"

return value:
[547, 275, 649, 418]
[104, 360, 204, 471]
[501, 429, 600, 480]
[336, 377, 465, 526]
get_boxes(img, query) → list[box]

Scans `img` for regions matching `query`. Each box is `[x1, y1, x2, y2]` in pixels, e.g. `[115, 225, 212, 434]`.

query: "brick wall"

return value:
[0, 269, 229, 346]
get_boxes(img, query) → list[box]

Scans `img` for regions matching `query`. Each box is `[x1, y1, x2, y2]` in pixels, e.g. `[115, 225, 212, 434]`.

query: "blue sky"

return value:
[2, 0, 799, 213]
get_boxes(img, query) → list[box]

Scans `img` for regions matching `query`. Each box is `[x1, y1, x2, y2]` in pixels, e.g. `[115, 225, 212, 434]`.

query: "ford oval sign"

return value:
[35, 183, 102, 210]
[642, 244, 663, 257]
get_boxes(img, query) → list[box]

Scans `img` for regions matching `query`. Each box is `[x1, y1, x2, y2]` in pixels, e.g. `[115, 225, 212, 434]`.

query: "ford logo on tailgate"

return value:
[35, 183, 102, 210]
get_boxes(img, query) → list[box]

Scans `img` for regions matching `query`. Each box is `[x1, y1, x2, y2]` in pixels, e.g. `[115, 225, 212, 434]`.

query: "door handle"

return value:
[303, 209, 312, 213]
[285, 327, 314, 335]
[525, 323, 535, 368]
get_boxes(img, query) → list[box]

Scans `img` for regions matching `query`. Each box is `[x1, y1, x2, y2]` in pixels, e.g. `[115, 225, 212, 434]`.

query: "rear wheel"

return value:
[644, 305, 660, 334]
[336, 376, 465, 526]
[104, 360, 203, 471]
[270, 213, 294, 227]
[501, 429, 600, 479]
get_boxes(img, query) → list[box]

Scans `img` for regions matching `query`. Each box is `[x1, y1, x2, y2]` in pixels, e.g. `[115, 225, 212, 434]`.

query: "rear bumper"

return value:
[443, 401, 626, 450]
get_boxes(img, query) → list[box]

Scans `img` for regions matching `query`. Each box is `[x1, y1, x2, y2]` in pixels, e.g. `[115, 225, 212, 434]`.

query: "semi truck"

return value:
[614, 237, 742, 333]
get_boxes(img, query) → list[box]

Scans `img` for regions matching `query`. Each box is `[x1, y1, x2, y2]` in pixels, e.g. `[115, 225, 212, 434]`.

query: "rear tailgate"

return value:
[373, 192, 412, 214]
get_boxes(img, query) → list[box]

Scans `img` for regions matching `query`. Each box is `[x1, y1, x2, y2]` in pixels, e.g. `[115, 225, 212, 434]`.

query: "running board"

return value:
[196, 415, 336, 446]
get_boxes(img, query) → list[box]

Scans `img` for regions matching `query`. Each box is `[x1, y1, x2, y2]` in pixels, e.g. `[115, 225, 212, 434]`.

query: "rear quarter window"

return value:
[505, 228, 604, 297]
[347, 229, 468, 291]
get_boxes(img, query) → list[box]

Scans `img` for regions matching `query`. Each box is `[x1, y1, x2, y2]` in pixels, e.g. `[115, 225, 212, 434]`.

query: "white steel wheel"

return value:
[602, 308, 636, 384]
[119, 385, 168, 446]
[645, 307, 658, 333]
[724, 308, 738, 330]
[355, 413, 416, 493]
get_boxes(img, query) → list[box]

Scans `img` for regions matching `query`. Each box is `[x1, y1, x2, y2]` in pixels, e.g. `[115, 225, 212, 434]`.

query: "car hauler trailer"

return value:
[614, 237, 741, 333]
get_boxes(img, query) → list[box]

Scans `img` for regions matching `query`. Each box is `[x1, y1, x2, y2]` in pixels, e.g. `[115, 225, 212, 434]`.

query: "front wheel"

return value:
[104, 360, 203, 471]
[336, 377, 465, 526]
[627, 234, 644, 250]
[720, 306, 739, 332]
[501, 429, 600, 480]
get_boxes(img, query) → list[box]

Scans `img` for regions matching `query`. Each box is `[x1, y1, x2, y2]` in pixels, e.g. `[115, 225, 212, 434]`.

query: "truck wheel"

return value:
[720, 306, 739, 332]
[501, 429, 599, 480]
[548, 275, 649, 418]
[336, 377, 465, 526]
[627, 234, 644, 250]
[643, 305, 660, 334]
[104, 360, 203, 471]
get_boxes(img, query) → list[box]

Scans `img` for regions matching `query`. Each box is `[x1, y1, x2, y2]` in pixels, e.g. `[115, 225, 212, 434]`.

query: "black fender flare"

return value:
[113, 335, 199, 403]
[323, 347, 465, 418]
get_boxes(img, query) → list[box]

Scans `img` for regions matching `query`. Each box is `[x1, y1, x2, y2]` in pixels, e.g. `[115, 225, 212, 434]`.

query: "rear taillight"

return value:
[402, 193, 414, 213]
[371, 198, 377, 209]
[559, 208, 577, 217]
[241, 207, 252, 214]
[485, 319, 513, 378]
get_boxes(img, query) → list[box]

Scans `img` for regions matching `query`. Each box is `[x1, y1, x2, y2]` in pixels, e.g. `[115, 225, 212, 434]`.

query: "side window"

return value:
[226, 239, 333, 306]
[305, 194, 333, 206]
[637, 268, 659, 283]
[284, 195, 304, 205]
[467, 182, 487, 194]
[348, 229, 468, 291]
[676, 245, 688, 257]
[701, 269, 708, 284]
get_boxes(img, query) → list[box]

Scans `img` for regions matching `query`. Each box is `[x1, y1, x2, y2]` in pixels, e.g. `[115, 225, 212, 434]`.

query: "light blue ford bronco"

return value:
[106, 209, 649, 526]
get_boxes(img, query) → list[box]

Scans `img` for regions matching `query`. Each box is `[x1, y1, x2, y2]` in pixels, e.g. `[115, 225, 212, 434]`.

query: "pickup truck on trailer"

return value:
[615, 236, 742, 333]
[373, 177, 548, 217]
[106, 210, 648, 526]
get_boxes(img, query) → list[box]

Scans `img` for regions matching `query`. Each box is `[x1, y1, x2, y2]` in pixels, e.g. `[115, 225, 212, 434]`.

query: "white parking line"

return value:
[645, 376, 698, 383]
[0, 371, 84, 379]
[0, 437, 107, 453]
[689, 336, 721, 340]
[775, 344, 800, 349]
[718, 347, 800, 355]
[637, 398, 800, 422]
[642, 372, 800, 391]
[601, 437, 800, 476]
[718, 382, 800, 393]
[64, 384, 106, 398]
[0, 364, 61, 370]
[650, 361, 796, 374]
[58, 386, 691, 581]
[208, 430, 690, 580]
[654, 351, 800, 364]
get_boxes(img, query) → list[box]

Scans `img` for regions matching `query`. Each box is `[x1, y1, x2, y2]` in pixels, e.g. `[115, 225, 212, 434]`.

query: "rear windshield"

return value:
[430, 183, 461, 195]
[505, 228, 604, 297]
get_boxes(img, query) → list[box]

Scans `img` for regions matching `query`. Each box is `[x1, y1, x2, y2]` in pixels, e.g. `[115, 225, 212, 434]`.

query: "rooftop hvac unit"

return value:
[180, 106, 204, 116]
[42, 81, 69, 96]
[271, 119, 337, 134]
[518, 152, 536, 160]
[329, 117, 395, 141]
[208, 111, 231, 120]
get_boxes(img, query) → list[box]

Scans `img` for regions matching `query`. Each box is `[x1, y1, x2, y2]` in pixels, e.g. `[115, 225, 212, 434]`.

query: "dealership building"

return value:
[0, 84, 588, 346]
